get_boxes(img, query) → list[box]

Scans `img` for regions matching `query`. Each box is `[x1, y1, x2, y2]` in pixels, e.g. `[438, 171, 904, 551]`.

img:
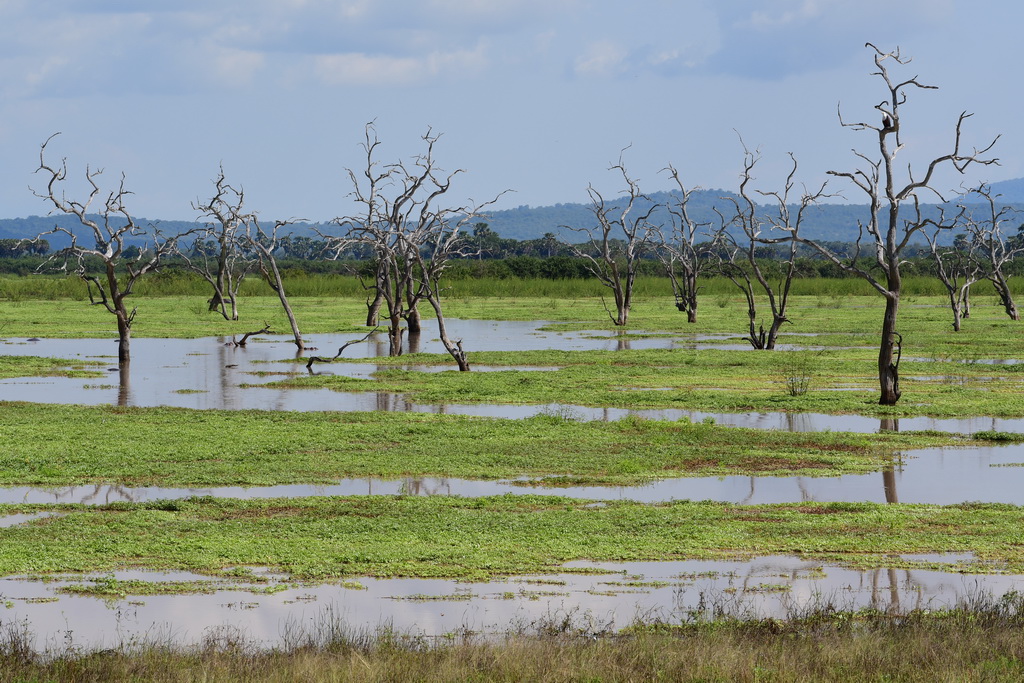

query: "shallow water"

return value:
[1, 555, 1015, 653]
[0, 333, 1018, 434]
[3, 443, 1022, 505]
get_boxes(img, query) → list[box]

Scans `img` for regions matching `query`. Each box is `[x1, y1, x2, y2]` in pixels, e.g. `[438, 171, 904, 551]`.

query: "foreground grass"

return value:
[1, 496, 1022, 579]
[5, 607, 1024, 682]
[0, 402, 973, 487]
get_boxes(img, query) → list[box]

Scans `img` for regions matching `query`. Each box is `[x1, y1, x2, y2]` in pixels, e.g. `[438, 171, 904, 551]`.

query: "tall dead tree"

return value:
[564, 153, 658, 326]
[656, 165, 710, 323]
[716, 147, 826, 350]
[789, 44, 998, 405]
[958, 187, 1022, 321]
[339, 123, 504, 368]
[179, 168, 255, 321]
[33, 133, 188, 364]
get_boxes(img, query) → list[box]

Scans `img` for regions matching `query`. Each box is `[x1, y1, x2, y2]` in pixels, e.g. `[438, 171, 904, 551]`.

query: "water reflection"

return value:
[2, 441, 1022, 505]
[2, 332, 1022, 435]
[2, 556, 1015, 653]
[879, 420, 901, 503]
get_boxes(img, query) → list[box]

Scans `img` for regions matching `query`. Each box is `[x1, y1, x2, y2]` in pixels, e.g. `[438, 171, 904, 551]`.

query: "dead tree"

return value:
[244, 219, 305, 350]
[716, 147, 826, 350]
[788, 44, 998, 405]
[339, 123, 505, 368]
[336, 123, 419, 356]
[179, 168, 256, 320]
[656, 165, 710, 323]
[959, 187, 1022, 321]
[923, 210, 980, 332]
[563, 152, 658, 326]
[32, 133, 189, 364]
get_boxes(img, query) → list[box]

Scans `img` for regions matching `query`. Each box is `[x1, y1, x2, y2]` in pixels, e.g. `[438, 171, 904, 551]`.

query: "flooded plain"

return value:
[3, 320, 1023, 651]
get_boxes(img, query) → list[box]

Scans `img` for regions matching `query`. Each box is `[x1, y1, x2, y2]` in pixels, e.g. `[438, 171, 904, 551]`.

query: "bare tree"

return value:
[656, 165, 710, 323]
[923, 211, 980, 331]
[958, 187, 1022, 321]
[179, 168, 255, 321]
[32, 133, 189, 364]
[244, 218, 305, 350]
[564, 153, 658, 326]
[339, 123, 504, 369]
[716, 146, 826, 349]
[788, 44, 998, 405]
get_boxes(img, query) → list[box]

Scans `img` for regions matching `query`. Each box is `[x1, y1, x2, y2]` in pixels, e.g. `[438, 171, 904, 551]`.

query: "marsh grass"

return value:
[5, 596, 1024, 681]
[1, 497, 1022, 579]
[0, 402, 966, 488]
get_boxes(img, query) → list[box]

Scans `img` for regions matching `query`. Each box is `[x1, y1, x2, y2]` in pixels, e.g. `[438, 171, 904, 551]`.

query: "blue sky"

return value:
[0, 0, 1019, 223]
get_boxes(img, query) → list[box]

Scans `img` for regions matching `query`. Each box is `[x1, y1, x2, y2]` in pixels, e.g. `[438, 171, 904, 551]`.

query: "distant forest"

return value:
[2, 177, 1023, 251]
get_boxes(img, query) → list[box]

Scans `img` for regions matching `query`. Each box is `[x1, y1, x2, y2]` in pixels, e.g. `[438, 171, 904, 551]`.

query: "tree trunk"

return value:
[366, 289, 383, 326]
[387, 311, 404, 357]
[115, 311, 131, 363]
[764, 315, 787, 350]
[406, 305, 422, 335]
[262, 253, 303, 350]
[991, 275, 1019, 320]
[877, 291, 901, 405]
[426, 295, 469, 371]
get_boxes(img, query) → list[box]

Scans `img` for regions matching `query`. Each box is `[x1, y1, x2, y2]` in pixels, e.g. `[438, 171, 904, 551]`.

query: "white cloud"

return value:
[747, 0, 825, 29]
[574, 41, 628, 77]
[211, 49, 266, 86]
[314, 44, 487, 86]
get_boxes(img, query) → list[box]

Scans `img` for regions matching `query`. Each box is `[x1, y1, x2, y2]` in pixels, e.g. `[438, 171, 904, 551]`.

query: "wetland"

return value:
[5, 289, 1024, 656]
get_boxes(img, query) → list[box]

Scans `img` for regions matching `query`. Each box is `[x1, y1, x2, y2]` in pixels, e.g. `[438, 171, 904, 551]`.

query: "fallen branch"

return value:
[228, 323, 271, 347]
[306, 328, 380, 370]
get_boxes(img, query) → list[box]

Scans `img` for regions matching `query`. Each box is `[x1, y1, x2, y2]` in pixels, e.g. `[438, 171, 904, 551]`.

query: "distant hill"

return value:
[4, 179, 1023, 249]
[979, 178, 1024, 203]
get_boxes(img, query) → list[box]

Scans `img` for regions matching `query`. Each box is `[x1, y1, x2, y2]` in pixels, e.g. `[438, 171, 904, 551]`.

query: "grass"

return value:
[0, 354, 103, 379]
[274, 346, 1024, 418]
[0, 402, 975, 487]
[0, 496, 1022, 580]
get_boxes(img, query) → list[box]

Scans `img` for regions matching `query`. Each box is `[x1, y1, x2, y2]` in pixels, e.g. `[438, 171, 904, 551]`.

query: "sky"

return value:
[0, 0, 1021, 224]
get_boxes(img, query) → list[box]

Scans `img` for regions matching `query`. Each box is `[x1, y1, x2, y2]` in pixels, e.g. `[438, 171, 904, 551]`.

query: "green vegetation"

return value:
[0, 496, 1022, 579]
[0, 354, 103, 379]
[279, 345, 1024, 418]
[0, 403, 959, 487]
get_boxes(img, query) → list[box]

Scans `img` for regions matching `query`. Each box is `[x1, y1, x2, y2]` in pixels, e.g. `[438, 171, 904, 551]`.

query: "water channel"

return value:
[3, 321, 1023, 649]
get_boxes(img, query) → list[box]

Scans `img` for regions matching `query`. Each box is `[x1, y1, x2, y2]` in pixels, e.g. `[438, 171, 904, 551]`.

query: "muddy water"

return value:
[0, 555, 1014, 652]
